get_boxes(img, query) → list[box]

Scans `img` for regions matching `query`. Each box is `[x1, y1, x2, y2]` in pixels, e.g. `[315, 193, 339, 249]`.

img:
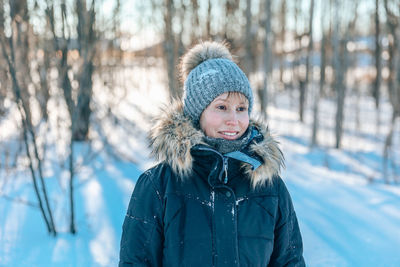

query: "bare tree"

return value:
[291, 0, 303, 111]
[0, 0, 6, 117]
[332, 0, 347, 149]
[190, 0, 200, 42]
[35, 37, 51, 121]
[300, 0, 315, 123]
[224, 0, 240, 44]
[0, 0, 56, 235]
[383, 0, 400, 183]
[278, 0, 287, 83]
[311, 0, 326, 147]
[243, 0, 253, 76]
[373, 0, 382, 134]
[74, 0, 96, 141]
[206, 0, 212, 38]
[259, 0, 272, 118]
[45, 0, 98, 233]
[163, 0, 180, 100]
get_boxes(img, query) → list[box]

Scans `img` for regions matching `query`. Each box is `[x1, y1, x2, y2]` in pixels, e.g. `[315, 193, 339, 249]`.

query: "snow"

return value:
[1, 65, 400, 266]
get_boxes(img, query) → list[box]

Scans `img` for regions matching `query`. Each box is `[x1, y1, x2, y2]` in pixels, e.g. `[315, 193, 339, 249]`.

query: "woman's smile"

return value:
[218, 131, 240, 139]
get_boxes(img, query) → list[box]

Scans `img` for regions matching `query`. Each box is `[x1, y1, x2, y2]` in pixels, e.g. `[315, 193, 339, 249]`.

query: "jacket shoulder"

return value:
[139, 162, 178, 193]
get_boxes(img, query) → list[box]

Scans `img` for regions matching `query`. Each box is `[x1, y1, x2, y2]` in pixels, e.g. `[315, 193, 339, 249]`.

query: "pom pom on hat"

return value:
[181, 41, 254, 126]
[180, 41, 233, 81]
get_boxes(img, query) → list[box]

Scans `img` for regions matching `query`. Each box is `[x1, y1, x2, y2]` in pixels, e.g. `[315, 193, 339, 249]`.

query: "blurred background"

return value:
[0, 0, 400, 266]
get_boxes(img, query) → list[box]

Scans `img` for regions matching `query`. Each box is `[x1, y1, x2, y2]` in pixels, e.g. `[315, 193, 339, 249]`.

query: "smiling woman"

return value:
[200, 92, 249, 140]
[119, 41, 305, 266]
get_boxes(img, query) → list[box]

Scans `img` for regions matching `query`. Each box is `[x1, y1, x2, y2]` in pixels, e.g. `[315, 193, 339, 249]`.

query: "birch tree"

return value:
[383, 0, 400, 183]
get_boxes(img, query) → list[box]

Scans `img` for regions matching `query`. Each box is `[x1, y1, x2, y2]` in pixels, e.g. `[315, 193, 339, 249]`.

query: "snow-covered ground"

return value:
[1, 65, 400, 266]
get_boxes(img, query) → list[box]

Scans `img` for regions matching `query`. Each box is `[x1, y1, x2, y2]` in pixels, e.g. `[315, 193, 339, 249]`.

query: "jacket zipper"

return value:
[223, 157, 228, 184]
[196, 146, 228, 184]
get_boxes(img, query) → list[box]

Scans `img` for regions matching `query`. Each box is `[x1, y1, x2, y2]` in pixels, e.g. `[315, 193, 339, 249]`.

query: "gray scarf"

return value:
[203, 128, 252, 154]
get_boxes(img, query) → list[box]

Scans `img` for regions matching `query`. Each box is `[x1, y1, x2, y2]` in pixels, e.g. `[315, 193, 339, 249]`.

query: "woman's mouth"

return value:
[218, 131, 239, 139]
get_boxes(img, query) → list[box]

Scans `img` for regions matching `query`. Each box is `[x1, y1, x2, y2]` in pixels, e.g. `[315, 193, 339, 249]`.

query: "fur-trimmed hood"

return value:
[149, 101, 284, 188]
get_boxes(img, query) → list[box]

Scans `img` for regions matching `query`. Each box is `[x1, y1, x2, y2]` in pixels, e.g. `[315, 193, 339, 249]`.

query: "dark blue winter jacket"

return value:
[119, 102, 305, 267]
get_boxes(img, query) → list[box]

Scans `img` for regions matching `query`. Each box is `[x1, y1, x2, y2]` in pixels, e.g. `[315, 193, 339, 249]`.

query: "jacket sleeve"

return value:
[119, 170, 164, 267]
[268, 178, 305, 267]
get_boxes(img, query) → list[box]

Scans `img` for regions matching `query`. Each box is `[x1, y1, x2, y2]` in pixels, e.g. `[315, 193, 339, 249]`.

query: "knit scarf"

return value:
[203, 128, 252, 154]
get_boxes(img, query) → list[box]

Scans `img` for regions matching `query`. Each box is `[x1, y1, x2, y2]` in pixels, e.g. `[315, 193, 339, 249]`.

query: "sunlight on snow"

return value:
[105, 165, 135, 205]
[1, 201, 26, 264]
[83, 179, 117, 266]
[52, 238, 70, 262]
[90, 226, 116, 266]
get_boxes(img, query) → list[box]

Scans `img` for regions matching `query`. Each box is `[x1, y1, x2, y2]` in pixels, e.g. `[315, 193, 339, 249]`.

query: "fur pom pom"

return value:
[180, 41, 233, 80]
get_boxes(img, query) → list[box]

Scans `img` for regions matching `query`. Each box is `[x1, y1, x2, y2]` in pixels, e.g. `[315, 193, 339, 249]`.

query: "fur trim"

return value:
[149, 101, 284, 187]
[149, 101, 205, 178]
[180, 41, 232, 80]
[244, 119, 285, 188]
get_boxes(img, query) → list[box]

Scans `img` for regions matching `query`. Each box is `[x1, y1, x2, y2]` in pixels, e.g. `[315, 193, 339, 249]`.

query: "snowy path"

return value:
[284, 146, 400, 267]
[0, 158, 139, 267]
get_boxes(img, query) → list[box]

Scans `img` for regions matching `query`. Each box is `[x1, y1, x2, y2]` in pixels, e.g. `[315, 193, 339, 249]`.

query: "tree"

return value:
[278, 0, 287, 84]
[243, 0, 253, 76]
[373, 0, 382, 134]
[332, 0, 347, 149]
[163, 0, 180, 100]
[0, 0, 56, 235]
[45, 0, 99, 233]
[260, 0, 272, 119]
[301, 0, 315, 123]
[311, 0, 327, 147]
[383, 0, 400, 183]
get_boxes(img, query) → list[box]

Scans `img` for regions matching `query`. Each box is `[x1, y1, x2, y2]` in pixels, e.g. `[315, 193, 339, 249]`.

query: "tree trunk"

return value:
[311, 0, 326, 147]
[302, 0, 315, 123]
[224, 0, 239, 43]
[260, 0, 272, 119]
[37, 39, 51, 121]
[373, 0, 382, 135]
[373, 0, 381, 109]
[69, 139, 76, 233]
[163, 0, 180, 100]
[243, 0, 253, 76]
[299, 80, 306, 122]
[278, 0, 286, 83]
[383, 0, 400, 183]
[73, 0, 96, 141]
[206, 0, 211, 38]
[190, 0, 200, 41]
[332, 0, 347, 149]
[0, 0, 6, 117]
[293, 0, 302, 114]
[383, 111, 398, 184]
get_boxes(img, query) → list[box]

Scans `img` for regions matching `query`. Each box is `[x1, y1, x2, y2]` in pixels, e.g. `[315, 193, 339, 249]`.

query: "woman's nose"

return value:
[225, 111, 238, 125]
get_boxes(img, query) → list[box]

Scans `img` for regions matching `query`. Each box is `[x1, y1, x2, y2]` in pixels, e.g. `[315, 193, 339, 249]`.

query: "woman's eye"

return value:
[216, 105, 226, 110]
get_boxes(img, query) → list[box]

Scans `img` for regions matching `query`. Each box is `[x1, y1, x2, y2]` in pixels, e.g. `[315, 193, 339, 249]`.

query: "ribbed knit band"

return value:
[183, 58, 253, 125]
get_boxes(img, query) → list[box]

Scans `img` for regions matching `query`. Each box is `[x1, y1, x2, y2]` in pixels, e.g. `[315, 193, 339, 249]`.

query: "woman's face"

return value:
[199, 92, 249, 140]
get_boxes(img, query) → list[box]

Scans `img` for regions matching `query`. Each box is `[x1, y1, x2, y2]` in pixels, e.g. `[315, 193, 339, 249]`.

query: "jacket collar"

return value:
[148, 101, 285, 188]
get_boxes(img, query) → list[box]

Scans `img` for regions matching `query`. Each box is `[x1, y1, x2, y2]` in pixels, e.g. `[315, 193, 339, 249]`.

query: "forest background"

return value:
[0, 0, 400, 266]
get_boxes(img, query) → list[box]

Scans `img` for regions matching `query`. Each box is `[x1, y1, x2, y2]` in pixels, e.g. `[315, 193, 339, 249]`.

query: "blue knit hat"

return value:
[180, 41, 254, 125]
